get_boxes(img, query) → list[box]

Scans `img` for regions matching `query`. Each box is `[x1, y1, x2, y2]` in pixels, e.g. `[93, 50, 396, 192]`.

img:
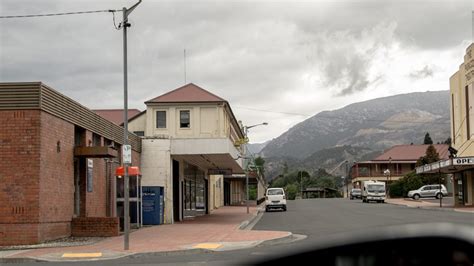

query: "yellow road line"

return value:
[61, 252, 103, 258]
[193, 243, 223, 249]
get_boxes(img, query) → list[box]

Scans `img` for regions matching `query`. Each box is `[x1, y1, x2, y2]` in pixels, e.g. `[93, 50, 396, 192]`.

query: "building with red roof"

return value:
[351, 144, 449, 188]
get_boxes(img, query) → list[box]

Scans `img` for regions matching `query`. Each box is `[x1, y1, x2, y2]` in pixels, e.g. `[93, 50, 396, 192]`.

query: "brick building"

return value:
[0, 82, 141, 246]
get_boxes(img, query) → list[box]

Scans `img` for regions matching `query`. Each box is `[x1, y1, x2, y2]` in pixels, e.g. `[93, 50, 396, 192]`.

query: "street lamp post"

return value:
[345, 161, 349, 197]
[300, 171, 303, 199]
[439, 161, 442, 208]
[243, 122, 268, 214]
[388, 157, 391, 198]
[121, 0, 141, 251]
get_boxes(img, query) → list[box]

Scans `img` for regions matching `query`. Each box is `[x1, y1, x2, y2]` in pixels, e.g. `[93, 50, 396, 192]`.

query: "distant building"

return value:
[93, 109, 141, 126]
[351, 144, 449, 188]
[416, 43, 474, 207]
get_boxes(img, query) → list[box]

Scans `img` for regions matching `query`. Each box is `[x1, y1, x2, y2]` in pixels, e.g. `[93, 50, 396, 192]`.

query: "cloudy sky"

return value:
[0, 0, 472, 143]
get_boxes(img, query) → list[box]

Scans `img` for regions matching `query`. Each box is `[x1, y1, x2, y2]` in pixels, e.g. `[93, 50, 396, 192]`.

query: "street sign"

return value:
[453, 157, 474, 165]
[87, 159, 93, 192]
[123, 145, 132, 164]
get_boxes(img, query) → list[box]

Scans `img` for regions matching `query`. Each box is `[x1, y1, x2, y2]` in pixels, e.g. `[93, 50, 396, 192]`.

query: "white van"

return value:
[265, 188, 287, 212]
[362, 180, 386, 203]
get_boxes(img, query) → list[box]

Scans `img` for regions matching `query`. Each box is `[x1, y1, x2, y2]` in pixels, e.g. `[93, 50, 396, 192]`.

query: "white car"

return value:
[265, 188, 287, 212]
[408, 184, 448, 200]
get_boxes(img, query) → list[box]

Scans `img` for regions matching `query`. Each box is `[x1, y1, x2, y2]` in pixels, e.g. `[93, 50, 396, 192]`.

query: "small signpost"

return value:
[123, 145, 132, 164]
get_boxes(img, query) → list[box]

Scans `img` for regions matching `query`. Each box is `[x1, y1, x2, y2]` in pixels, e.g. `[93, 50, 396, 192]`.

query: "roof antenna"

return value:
[184, 49, 187, 84]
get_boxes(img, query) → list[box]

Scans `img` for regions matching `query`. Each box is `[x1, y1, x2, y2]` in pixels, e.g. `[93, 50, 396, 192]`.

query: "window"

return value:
[180, 110, 190, 128]
[92, 133, 101, 146]
[466, 86, 470, 140]
[156, 111, 166, 129]
[452, 94, 455, 145]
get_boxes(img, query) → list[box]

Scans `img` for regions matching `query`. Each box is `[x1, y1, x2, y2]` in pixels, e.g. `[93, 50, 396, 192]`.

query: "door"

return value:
[74, 158, 80, 216]
[224, 181, 231, 206]
[421, 186, 431, 197]
[173, 160, 180, 222]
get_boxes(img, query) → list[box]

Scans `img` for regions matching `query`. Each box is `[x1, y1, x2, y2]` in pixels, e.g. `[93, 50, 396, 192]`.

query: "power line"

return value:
[0, 9, 120, 19]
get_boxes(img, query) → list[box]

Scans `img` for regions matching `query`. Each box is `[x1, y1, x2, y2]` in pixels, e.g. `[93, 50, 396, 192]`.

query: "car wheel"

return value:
[436, 193, 443, 199]
[283, 206, 287, 212]
[350, 197, 353, 200]
[265, 207, 269, 212]
[413, 194, 420, 200]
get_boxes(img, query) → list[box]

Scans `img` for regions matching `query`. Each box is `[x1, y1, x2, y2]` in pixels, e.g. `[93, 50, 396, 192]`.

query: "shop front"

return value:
[183, 162, 207, 218]
[416, 157, 474, 207]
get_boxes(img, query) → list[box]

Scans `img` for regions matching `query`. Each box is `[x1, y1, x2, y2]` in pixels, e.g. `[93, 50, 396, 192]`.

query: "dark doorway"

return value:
[173, 160, 180, 222]
[224, 180, 231, 206]
[205, 178, 209, 214]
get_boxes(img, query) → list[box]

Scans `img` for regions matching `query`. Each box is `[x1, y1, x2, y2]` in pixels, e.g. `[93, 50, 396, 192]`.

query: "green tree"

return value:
[254, 156, 265, 176]
[270, 175, 286, 188]
[249, 185, 257, 200]
[416, 144, 440, 167]
[443, 137, 452, 145]
[424, 132, 433, 144]
[285, 183, 298, 200]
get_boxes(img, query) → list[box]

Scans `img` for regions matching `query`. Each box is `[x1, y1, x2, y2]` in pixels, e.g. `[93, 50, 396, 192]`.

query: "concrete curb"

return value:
[238, 204, 266, 230]
[386, 201, 468, 213]
[256, 233, 306, 248]
[0, 251, 134, 263]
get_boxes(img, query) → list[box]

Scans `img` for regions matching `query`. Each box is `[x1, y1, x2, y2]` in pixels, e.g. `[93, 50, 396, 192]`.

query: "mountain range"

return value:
[254, 90, 451, 179]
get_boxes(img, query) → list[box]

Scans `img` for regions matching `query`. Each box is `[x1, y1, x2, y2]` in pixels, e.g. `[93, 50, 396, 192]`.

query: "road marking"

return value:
[61, 253, 103, 258]
[193, 243, 222, 249]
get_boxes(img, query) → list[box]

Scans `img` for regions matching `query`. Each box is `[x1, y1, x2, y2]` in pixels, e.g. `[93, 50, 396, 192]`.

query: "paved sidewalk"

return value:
[386, 198, 474, 213]
[0, 206, 290, 262]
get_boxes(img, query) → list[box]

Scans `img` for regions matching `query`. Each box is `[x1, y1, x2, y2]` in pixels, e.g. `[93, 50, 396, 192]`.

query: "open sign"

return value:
[454, 157, 474, 165]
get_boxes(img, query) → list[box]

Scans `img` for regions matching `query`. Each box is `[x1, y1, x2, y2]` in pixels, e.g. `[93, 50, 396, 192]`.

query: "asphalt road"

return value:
[15, 199, 474, 265]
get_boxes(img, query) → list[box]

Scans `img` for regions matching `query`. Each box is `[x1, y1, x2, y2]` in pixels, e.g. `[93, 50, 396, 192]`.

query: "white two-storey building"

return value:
[129, 83, 249, 223]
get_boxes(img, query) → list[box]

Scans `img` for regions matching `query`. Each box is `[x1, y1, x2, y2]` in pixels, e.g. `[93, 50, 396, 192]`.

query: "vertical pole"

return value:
[245, 127, 249, 214]
[345, 161, 348, 197]
[122, 6, 130, 251]
[184, 49, 187, 84]
[300, 171, 302, 199]
[439, 162, 442, 208]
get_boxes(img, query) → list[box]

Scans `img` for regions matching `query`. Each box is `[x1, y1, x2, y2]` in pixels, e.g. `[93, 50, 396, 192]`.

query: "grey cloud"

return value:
[304, 22, 397, 96]
[409, 65, 434, 80]
[0, 0, 469, 114]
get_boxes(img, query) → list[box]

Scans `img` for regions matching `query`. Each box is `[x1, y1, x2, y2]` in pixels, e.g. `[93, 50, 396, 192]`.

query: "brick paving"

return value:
[3, 206, 290, 261]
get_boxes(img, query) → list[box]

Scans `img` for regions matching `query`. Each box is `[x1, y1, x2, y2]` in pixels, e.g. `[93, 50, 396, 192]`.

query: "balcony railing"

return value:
[352, 170, 406, 178]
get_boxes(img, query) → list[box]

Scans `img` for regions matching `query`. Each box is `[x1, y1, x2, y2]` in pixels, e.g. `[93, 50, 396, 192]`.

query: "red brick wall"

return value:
[0, 224, 39, 246]
[0, 109, 142, 246]
[84, 158, 107, 217]
[38, 112, 75, 242]
[71, 217, 119, 237]
[0, 110, 41, 245]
